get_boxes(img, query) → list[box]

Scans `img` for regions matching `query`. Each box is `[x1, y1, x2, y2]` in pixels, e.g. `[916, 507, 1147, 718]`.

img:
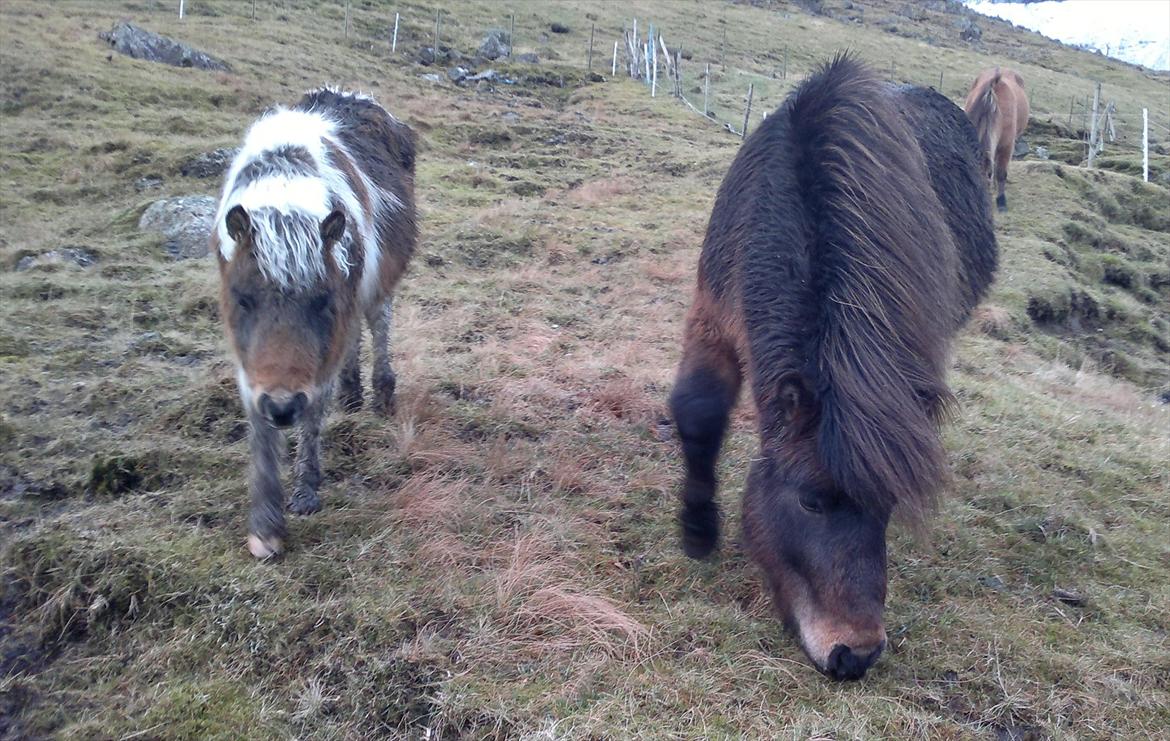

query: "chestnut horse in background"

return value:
[669, 55, 996, 681]
[964, 67, 1029, 211]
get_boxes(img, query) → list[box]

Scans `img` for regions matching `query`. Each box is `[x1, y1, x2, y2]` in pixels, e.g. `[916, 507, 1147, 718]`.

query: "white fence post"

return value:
[1087, 82, 1100, 168]
[392, 12, 399, 52]
[651, 38, 658, 97]
[704, 63, 709, 116]
[179, 0, 184, 19]
[612, 41, 617, 77]
[1143, 108, 1149, 183]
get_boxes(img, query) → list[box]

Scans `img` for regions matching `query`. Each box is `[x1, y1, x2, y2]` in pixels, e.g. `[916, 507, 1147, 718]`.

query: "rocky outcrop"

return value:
[99, 21, 231, 71]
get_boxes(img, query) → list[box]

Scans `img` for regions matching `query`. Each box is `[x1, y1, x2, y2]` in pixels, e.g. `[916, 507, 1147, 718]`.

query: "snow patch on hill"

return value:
[967, 0, 1170, 70]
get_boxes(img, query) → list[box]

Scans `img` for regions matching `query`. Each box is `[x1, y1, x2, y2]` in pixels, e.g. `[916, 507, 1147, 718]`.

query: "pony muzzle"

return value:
[258, 390, 309, 428]
[798, 617, 887, 681]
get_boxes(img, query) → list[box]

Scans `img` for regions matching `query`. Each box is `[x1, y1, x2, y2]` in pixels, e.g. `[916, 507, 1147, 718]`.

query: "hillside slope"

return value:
[2, 1, 1167, 738]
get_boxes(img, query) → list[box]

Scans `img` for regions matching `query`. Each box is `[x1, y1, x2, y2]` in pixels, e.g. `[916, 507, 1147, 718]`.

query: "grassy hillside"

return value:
[2, 1, 1167, 738]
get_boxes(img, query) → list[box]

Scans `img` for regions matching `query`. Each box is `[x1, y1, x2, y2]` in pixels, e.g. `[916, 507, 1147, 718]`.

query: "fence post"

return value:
[938, 70, 943, 92]
[1087, 82, 1101, 167]
[783, 46, 788, 80]
[179, 0, 184, 19]
[251, 0, 256, 20]
[433, 9, 441, 60]
[1067, 96, 1075, 129]
[345, 0, 350, 40]
[509, 14, 515, 57]
[704, 63, 710, 116]
[391, 12, 399, 52]
[651, 36, 658, 97]
[588, 22, 595, 72]
[742, 83, 754, 140]
[612, 41, 618, 76]
[720, 27, 726, 71]
[1142, 107, 1149, 182]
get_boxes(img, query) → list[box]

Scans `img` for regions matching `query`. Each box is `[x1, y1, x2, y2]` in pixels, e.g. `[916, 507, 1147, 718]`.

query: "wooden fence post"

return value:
[1142, 108, 1149, 182]
[587, 22, 595, 72]
[433, 9, 441, 60]
[344, 0, 351, 40]
[251, 0, 256, 20]
[721, 27, 727, 71]
[783, 46, 788, 80]
[1087, 82, 1101, 167]
[651, 35, 658, 97]
[509, 14, 515, 57]
[742, 83, 754, 139]
[704, 63, 710, 116]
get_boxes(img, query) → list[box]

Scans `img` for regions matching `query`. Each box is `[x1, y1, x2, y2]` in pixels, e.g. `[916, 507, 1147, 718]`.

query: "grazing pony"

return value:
[669, 56, 996, 680]
[214, 88, 417, 559]
[964, 67, 1029, 211]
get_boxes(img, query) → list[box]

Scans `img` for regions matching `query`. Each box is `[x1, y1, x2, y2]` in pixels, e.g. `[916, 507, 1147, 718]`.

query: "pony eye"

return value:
[309, 294, 332, 314]
[798, 492, 825, 514]
[236, 293, 256, 312]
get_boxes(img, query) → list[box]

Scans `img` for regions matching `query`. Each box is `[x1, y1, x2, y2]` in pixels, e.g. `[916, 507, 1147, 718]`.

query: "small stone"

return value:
[1052, 588, 1086, 607]
[514, 52, 540, 64]
[447, 66, 469, 82]
[134, 175, 164, 191]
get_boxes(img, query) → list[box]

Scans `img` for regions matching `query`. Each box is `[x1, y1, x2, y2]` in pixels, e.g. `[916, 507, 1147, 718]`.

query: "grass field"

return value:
[2, 1, 1168, 738]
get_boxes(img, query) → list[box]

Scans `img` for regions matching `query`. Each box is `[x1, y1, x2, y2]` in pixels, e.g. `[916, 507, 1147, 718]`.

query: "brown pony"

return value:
[964, 67, 1029, 211]
[668, 56, 996, 680]
[213, 88, 417, 559]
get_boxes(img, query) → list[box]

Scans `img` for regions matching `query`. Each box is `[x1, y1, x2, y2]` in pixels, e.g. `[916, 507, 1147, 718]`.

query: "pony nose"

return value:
[259, 392, 307, 428]
[825, 640, 885, 681]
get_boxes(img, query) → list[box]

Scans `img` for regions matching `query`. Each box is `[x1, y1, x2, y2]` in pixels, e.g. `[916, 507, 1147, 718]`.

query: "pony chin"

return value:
[236, 366, 323, 418]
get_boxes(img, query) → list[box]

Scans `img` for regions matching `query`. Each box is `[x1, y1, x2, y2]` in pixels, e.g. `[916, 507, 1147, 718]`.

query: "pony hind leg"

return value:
[668, 301, 742, 559]
[289, 394, 326, 515]
[995, 147, 1010, 211]
[366, 298, 397, 417]
[336, 332, 363, 412]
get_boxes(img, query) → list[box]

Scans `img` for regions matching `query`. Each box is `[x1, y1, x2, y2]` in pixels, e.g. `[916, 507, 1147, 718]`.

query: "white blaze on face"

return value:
[237, 365, 256, 413]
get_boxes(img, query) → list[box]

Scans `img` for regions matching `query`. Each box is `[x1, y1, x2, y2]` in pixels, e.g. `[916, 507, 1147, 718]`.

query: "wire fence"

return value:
[163, 0, 1168, 170]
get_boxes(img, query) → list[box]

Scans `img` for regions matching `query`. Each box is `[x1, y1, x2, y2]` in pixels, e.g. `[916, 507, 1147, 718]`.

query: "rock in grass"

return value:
[479, 29, 510, 60]
[139, 195, 217, 259]
[179, 147, 237, 178]
[549, 22, 570, 34]
[15, 247, 97, 272]
[99, 21, 231, 71]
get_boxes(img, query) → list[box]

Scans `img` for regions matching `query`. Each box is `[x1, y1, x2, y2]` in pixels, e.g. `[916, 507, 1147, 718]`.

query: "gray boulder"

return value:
[139, 195, 217, 259]
[99, 21, 231, 71]
[1013, 138, 1029, 158]
[957, 17, 982, 42]
[479, 29, 510, 60]
[180, 147, 237, 178]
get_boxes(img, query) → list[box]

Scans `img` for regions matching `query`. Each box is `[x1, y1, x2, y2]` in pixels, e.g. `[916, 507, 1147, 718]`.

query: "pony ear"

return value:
[320, 209, 346, 244]
[777, 372, 811, 425]
[225, 205, 251, 244]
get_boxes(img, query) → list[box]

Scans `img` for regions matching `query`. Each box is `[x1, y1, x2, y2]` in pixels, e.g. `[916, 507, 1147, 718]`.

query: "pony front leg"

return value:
[336, 333, 363, 412]
[247, 411, 287, 559]
[290, 394, 325, 515]
[366, 298, 397, 417]
[668, 298, 742, 559]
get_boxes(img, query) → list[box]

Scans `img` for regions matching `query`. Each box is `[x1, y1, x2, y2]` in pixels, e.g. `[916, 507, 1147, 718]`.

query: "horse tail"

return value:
[972, 69, 1000, 162]
[783, 54, 958, 520]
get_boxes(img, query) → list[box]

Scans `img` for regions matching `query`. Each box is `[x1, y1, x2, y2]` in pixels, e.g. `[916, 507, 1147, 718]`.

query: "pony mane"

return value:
[215, 103, 379, 288]
[784, 54, 960, 520]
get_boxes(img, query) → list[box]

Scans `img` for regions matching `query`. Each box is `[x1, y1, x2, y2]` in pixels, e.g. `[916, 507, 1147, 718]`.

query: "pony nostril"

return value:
[259, 393, 303, 428]
[825, 642, 883, 681]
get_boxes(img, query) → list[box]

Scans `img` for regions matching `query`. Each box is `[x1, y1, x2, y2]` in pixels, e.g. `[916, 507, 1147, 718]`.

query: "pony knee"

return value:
[670, 369, 735, 479]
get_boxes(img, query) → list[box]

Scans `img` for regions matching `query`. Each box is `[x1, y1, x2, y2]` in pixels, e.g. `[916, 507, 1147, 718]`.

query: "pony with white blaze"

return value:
[213, 87, 417, 559]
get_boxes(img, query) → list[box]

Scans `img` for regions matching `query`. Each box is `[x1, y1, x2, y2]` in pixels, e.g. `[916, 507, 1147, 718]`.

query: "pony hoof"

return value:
[680, 501, 720, 559]
[374, 392, 397, 418]
[248, 534, 283, 560]
[289, 492, 322, 515]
